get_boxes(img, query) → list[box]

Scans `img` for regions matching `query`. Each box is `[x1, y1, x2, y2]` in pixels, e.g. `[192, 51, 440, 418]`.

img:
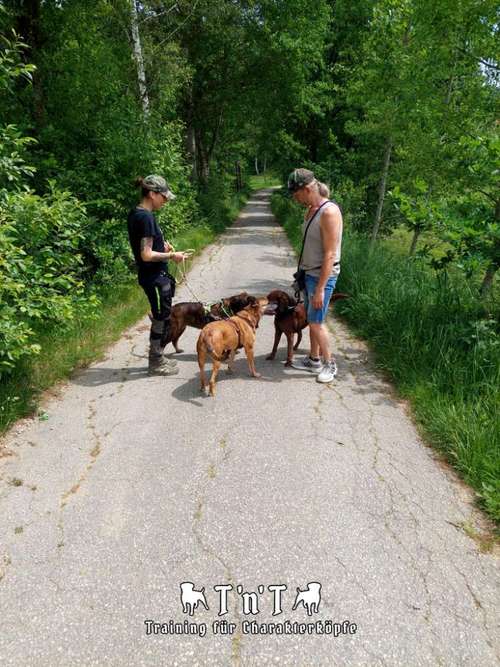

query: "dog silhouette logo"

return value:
[180, 582, 209, 616]
[291, 582, 322, 616]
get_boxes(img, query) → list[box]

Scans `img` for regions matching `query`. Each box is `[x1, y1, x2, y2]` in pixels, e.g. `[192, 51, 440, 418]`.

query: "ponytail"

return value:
[317, 181, 330, 198]
[134, 176, 150, 199]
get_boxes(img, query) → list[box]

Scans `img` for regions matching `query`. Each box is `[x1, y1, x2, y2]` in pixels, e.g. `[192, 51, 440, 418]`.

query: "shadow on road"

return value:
[170, 352, 319, 405]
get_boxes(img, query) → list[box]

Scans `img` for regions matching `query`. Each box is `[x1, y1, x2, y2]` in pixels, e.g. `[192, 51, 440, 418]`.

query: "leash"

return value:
[178, 256, 204, 303]
[178, 257, 234, 319]
[219, 301, 233, 318]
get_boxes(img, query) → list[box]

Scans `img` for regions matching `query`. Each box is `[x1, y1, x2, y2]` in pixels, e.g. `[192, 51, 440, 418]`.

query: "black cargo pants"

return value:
[140, 272, 176, 355]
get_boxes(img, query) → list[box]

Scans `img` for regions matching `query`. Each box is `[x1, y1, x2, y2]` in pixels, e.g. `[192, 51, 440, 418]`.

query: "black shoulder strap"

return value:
[297, 200, 331, 271]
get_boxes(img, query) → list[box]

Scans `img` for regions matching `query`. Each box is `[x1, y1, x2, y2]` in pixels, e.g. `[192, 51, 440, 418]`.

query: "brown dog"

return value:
[266, 290, 308, 366]
[165, 292, 255, 352]
[266, 289, 349, 366]
[197, 297, 269, 397]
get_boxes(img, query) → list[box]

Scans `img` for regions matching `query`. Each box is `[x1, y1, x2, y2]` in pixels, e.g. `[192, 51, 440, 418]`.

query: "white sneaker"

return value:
[290, 356, 323, 373]
[316, 359, 338, 383]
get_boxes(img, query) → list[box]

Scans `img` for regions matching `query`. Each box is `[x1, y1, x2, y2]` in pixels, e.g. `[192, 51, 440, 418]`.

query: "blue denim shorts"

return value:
[304, 274, 338, 324]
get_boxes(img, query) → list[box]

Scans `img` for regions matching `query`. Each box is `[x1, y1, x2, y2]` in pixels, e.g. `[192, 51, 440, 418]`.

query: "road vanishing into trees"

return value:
[0, 190, 498, 666]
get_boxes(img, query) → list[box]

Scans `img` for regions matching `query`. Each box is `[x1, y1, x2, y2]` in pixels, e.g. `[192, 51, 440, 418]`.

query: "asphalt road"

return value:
[0, 190, 498, 666]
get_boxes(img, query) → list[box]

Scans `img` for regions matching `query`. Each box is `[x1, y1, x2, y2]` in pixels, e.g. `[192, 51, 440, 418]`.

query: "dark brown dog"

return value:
[197, 297, 269, 397]
[266, 290, 307, 366]
[166, 292, 255, 352]
[266, 289, 349, 366]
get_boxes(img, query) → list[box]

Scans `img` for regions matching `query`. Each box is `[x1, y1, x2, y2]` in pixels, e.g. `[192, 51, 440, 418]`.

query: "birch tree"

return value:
[130, 0, 150, 117]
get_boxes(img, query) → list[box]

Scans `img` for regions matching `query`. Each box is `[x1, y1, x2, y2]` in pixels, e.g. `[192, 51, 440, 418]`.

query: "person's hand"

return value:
[170, 251, 184, 263]
[171, 251, 193, 263]
[164, 241, 175, 252]
[312, 288, 324, 310]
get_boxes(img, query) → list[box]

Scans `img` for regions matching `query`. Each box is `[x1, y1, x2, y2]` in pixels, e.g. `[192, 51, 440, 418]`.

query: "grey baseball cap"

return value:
[143, 174, 176, 200]
[287, 168, 315, 193]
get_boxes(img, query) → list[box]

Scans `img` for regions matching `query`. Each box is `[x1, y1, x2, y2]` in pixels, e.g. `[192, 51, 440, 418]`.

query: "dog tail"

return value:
[332, 292, 349, 301]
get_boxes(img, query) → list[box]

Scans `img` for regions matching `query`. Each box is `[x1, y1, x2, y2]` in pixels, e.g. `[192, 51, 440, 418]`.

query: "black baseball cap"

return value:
[287, 168, 315, 193]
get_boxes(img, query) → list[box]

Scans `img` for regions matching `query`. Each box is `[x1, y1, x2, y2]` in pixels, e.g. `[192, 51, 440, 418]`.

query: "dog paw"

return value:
[266, 354, 275, 360]
[251, 372, 262, 379]
[284, 361, 292, 367]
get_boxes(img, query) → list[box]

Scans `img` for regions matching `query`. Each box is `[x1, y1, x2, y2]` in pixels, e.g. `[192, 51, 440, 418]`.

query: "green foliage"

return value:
[197, 171, 250, 234]
[0, 187, 102, 374]
[0, 125, 36, 197]
[0, 26, 35, 95]
[0, 27, 37, 197]
[271, 191, 302, 251]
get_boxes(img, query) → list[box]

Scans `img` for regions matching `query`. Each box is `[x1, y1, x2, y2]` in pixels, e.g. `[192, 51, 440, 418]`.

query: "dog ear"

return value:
[278, 293, 289, 315]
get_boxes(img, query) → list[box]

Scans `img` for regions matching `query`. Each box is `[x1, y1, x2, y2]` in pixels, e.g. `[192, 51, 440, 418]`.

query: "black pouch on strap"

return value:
[292, 268, 306, 292]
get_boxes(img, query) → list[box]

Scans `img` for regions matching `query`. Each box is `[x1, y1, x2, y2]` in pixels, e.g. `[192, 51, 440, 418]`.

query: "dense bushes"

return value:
[272, 193, 500, 521]
[0, 188, 94, 373]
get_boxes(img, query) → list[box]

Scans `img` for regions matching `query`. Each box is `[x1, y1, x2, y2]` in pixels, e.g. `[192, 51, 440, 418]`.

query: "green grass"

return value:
[0, 187, 253, 436]
[0, 282, 148, 433]
[272, 192, 500, 525]
[248, 172, 282, 190]
[385, 225, 452, 259]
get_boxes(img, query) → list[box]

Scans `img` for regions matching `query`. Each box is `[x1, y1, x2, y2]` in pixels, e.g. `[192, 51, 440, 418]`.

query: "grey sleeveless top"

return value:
[300, 201, 342, 278]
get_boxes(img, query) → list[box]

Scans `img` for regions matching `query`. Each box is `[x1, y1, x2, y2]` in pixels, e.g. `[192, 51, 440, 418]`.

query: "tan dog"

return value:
[197, 297, 269, 397]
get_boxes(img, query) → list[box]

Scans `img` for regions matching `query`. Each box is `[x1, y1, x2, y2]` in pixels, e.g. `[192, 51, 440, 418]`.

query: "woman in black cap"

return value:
[287, 168, 343, 383]
[127, 175, 192, 376]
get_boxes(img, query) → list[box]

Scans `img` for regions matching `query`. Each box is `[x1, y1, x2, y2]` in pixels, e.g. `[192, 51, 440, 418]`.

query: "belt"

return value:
[303, 262, 341, 271]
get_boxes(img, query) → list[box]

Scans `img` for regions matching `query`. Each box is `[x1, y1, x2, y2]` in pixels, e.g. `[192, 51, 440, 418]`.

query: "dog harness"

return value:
[224, 313, 257, 350]
[225, 319, 243, 348]
[203, 300, 233, 321]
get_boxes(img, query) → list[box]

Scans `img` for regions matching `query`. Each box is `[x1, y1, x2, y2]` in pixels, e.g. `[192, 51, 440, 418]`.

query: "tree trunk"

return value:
[17, 0, 44, 126]
[480, 264, 497, 298]
[370, 137, 393, 247]
[263, 156, 267, 172]
[185, 122, 197, 180]
[196, 132, 210, 185]
[409, 226, 421, 256]
[184, 89, 197, 179]
[130, 0, 150, 117]
[195, 109, 224, 184]
[254, 156, 260, 175]
[235, 161, 242, 191]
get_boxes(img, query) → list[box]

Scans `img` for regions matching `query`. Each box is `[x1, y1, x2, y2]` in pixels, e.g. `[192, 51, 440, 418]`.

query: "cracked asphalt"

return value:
[0, 189, 498, 666]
